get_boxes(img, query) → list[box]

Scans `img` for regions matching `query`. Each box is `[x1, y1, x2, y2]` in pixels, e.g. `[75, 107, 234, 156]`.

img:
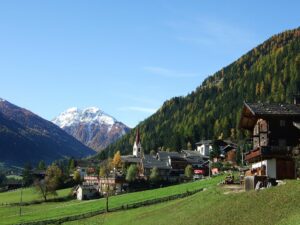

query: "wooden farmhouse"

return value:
[99, 176, 127, 195]
[239, 100, 300, 179]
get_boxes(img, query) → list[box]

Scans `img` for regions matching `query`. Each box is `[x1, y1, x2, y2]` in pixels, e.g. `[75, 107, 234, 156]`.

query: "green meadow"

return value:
[2, 176, 299, 225]
[64, 180, 300, 225]
[0, 177, 222, 225]
[0, 187, 71, 205]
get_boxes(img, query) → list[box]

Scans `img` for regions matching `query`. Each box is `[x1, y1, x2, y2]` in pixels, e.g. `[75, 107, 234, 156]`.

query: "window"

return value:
[280, 120, 286, 127]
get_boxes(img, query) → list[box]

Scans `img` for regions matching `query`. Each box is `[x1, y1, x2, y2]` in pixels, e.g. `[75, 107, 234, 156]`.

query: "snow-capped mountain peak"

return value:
[52, 107, 130, 151]
[52, 107, 116, 128]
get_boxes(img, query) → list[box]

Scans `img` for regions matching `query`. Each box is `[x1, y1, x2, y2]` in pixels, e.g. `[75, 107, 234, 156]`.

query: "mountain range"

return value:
[0, 99, 95, 166]
[52, 107, 130, 151]
[102, 27, 300, 156]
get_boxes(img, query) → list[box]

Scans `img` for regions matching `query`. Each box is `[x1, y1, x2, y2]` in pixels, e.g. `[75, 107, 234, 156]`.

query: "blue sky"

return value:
[0, 1, 300, 127]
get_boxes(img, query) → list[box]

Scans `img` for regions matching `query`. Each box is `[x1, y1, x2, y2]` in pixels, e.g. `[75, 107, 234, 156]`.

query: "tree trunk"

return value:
[106, 192, 109, 212]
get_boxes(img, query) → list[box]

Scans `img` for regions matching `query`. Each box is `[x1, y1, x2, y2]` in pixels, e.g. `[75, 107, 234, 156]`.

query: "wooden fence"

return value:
[16, 188, 204, 225]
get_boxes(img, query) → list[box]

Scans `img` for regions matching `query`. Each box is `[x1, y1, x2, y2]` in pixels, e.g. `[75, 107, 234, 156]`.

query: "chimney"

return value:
[294, 95, 300, 105]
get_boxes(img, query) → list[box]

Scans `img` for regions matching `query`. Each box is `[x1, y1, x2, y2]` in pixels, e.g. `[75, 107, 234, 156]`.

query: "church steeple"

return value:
[136, 128, 140, 145]
[133, 128, 142, 157]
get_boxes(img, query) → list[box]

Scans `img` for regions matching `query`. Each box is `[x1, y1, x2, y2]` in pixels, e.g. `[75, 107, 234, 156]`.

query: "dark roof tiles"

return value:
[245, 102, 300, 116]
[142, 155, 171, 169]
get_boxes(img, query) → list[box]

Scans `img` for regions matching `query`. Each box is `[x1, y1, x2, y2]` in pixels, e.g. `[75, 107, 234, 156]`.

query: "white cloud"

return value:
[143, 66, 198, 78]
[118, 106, 157, 114]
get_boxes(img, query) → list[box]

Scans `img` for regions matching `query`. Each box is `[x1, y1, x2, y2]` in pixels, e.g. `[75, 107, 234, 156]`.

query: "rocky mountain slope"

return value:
[52, 107, 130, 151]
[0, 99, 95, 166]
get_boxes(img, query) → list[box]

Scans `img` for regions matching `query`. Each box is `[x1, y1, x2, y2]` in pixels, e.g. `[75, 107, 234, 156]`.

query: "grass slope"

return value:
[0, 177, 222, 225]
[0, 187, 71, 205]
[65, 180, 300, 225]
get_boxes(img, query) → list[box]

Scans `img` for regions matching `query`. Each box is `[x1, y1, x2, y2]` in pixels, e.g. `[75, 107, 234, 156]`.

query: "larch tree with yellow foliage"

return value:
[112, 150, 122, 169]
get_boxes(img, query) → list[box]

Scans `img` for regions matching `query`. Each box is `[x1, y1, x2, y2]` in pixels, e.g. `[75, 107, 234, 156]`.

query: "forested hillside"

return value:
[103, 27, 300, 157]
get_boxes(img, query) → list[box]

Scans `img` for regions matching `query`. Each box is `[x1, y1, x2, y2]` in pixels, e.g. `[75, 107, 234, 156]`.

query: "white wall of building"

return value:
[133, 142, 142, 157]
[77, 187, 83, 200]
[251, 159, 277, 179]
[197, 144, 212, 157]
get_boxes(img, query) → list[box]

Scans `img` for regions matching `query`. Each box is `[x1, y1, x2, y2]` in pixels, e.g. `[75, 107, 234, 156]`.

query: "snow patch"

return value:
[52, 106, 129, 150]
[52, 106, 117, 128]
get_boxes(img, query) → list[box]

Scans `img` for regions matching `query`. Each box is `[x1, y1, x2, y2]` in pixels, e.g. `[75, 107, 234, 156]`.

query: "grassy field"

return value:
[0, 187, 71, 205]
[0, 177, 223, 225]
[64, 180, 300, 225]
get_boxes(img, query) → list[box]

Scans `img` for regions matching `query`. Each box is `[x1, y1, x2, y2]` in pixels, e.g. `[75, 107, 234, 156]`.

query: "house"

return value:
[5, 179, 23, 190]
[156, 151, 188, 179]
[195, 139, 237, 165]
[99, 175, 127, 195]
[76, 167, 88, 179]
[83, 175, 99, 186]
[121, 155, 141, 167]
[216, 140, 237, 165]
[221, 145, 237, 165]
[141, 155, 172, 180]
[195, 140, 213, 157]
[74, 185, 99, 200]
[181, 150, 208, 167]
[181, 150, 209, 176]
[239, 100, 300, 179]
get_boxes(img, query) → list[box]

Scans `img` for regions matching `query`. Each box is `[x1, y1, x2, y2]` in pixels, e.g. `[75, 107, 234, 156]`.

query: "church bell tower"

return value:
[133, 128, 143, 157]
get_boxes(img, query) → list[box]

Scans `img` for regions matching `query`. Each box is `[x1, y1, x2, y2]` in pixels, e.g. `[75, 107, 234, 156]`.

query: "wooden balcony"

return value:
[245, 148, 261, 162]
[245, 146, 291, 163]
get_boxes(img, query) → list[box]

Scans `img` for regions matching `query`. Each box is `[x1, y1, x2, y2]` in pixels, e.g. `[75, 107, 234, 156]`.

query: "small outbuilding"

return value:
[74, 185, 99, 200]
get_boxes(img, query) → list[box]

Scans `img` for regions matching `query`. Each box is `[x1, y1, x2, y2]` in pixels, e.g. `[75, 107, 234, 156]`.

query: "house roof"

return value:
[121, 155, 141, 163]
[156, 151, 181, 161]
[195, 140, 213, 145]
[239, 102, 300, 130]
[214, 139, 237, 147]
[75, 184, 98, 191]
[181, 150, 209, 163]
[142, 155, 171, 170]
[181, 150, 206, 157]
[245, 102, 300, 116]
[221, 145, 237, 153]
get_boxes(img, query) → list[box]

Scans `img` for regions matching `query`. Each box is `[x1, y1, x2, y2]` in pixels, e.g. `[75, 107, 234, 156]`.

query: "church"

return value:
[132, 128, 143, 157]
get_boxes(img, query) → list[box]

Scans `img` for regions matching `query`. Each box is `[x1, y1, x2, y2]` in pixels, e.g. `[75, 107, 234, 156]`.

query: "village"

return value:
[73, 98, 300, 200]
[1, 4, 300, 224]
